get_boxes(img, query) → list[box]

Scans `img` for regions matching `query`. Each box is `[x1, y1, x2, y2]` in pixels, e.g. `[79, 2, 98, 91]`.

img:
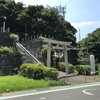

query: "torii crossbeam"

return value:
[39, 36, 72, 74]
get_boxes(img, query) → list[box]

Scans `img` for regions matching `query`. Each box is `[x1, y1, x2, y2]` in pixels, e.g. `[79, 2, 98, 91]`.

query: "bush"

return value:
[76, 65, 91, 75]
[19, 63, 58, 80]
[0, 46, 13, 54]
[10, 33, 18, 40]
[58, 62, 65, 72]
[58, 62, 78, 74]
[98, 65, 100, 75]
[44, 67, 58, 80]
[49, 80, 68, 86]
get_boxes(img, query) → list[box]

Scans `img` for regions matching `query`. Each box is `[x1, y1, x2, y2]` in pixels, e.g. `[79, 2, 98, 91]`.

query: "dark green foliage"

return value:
[45, 67, 58, 80]
[0, 32, 13, 47]
[41, 48, 47, 58]
[98, 64, 100, 75]
[76, 65, 91, 75]
[0, 1, 77, 46]
[58, 62, 65, 72]
[68, 63, 77, 74]
[95, 64, 100, 72]
[19, 63, 58, 80]
[49, 80, 68, 86]
[58, 62, 78, 74]
[78, 28, 100, 64]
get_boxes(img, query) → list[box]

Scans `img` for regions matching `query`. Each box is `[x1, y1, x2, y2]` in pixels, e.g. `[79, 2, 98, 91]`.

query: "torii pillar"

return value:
[47, 43, 51, 67]
[64, 45, 68, 74]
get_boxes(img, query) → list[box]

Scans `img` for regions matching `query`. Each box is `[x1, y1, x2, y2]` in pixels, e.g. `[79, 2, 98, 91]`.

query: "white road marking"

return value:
[40, 97, 46, 100]
[83, 88, 95, 95]
[0, 82, 100, 100]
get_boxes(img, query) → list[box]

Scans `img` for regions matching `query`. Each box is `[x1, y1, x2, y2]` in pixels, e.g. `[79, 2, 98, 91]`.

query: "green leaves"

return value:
[19, 63, 58, 80]
[0, 46, 13, 54]
[78, 28, 100, 63]
[0, 1, 77, 46]
[10, 33, 18, 40]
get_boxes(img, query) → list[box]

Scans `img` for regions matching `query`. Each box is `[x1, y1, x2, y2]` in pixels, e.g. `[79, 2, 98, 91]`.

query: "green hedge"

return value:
[58, 62, 91, 75]
[19, 63, 58, 80]
[58, 62, 78, 74]
[98, 64, 100, 75]
[76, 65, 91, 75]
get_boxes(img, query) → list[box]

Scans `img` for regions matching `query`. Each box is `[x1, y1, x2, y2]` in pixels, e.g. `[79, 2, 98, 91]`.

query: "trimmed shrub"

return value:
[76, 65, 91, 75]
[68, 63, 77, 74]
[98, 65, 100, 75]
[49, 80, 68, 86]
[58, 62, 78, 74]
[58, 62, 65, 72]
[19, 63, 58, 80]
[10, 33, 18, 40]
[44, 67, 58, 80]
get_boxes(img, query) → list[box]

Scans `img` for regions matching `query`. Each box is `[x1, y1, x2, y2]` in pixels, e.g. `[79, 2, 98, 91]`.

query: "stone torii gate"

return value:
[39, 36, 72, 74]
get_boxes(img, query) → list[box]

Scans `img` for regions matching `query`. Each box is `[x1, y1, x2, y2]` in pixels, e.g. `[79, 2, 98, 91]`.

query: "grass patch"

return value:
[97, 74, 100, 77]
[0, 75, 49, 93]
[0, 75, 68, 93]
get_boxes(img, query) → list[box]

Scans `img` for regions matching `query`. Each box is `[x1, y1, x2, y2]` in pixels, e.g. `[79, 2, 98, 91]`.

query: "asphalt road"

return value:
[0, 82, 100, 100]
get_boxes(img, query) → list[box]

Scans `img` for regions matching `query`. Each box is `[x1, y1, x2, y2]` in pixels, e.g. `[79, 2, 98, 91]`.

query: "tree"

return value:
[17, 5, 44, 37]
[78, 28, 100, 64]
[0, 0, 24, 33]
[0, 1, 77, 46]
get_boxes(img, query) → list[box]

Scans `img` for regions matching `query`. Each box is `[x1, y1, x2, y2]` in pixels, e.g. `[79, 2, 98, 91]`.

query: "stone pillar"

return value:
[1, 27, 3, 32]
[47, 43, 51, 67]
[64, 45, 68, 74]
[3, 21, 5, 32]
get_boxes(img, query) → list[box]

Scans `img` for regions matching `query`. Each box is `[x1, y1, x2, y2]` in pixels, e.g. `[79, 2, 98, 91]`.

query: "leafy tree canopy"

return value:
[0, 1, 77, 46]
[78, 28, 100, 63]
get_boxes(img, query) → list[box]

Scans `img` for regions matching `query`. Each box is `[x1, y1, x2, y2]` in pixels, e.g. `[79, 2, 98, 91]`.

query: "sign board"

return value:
[90, 54, 95, 73]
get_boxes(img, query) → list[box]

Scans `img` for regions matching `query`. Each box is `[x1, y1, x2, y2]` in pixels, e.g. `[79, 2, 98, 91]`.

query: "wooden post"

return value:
[47, 43, 51, 67]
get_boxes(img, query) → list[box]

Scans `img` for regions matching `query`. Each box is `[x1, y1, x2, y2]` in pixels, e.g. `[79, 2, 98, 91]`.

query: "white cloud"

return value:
[71, 21, 100, 28]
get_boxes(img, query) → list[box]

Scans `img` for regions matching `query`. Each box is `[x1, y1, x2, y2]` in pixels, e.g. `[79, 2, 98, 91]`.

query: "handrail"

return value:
[16, 42, 40, 63]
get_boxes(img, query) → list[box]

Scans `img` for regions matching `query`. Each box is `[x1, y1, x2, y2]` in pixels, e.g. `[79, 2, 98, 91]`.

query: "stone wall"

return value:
[21, 38, 42, 59]
[0, 32, 13, 47]
[0, 32, 22, 75]
[0, 53, 22, 75]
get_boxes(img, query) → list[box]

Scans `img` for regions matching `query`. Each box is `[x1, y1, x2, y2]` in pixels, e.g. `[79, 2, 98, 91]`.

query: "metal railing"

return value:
[16, 42, 40, 64]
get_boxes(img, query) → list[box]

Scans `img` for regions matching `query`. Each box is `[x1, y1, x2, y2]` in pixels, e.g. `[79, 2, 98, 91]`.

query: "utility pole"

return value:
[55, 3, 66, 19]
[79, 29, 81, 41]
[55, 0, 72, 19]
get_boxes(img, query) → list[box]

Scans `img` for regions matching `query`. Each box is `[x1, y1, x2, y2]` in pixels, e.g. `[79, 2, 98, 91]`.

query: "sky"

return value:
[14, 0, 100, 41]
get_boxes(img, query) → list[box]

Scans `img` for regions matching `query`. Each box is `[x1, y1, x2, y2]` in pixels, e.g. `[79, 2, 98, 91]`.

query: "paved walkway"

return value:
[58, 71, 100, 85]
